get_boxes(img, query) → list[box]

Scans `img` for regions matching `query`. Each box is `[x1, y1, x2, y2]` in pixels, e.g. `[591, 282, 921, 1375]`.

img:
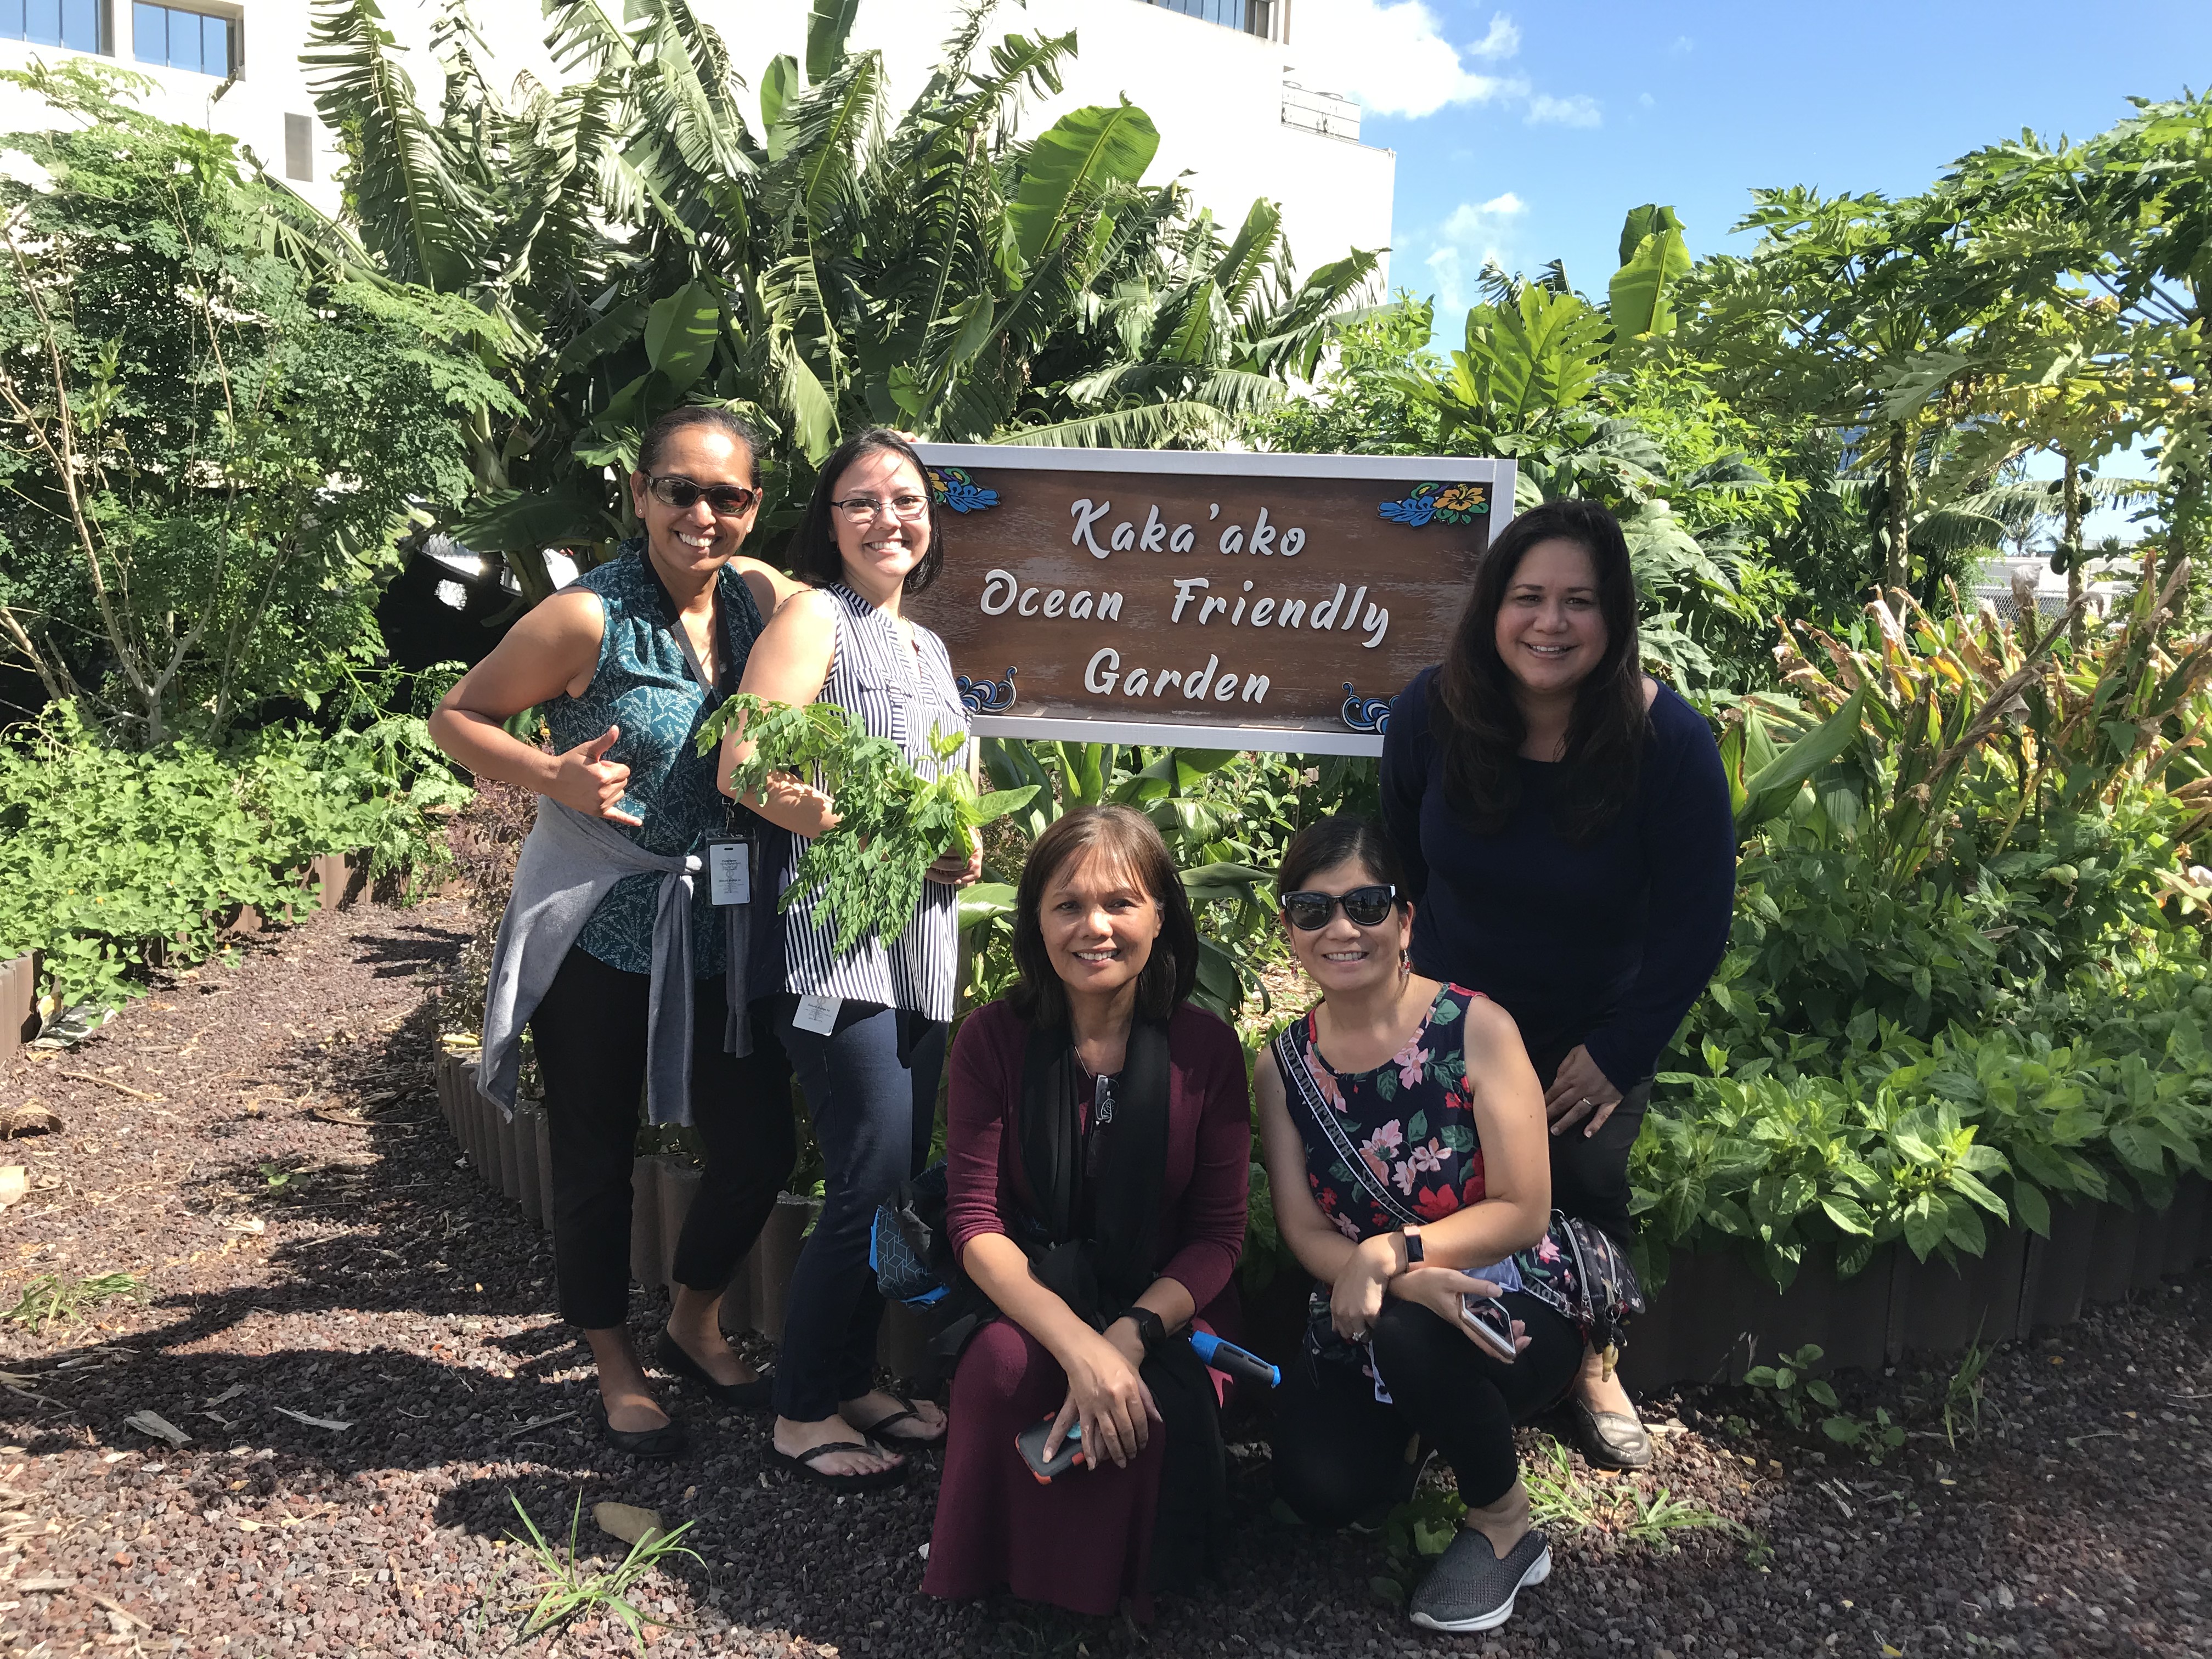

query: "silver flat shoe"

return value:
[1564, 1396, 1653, 1469]
[1408, 1526, 1551, 1633]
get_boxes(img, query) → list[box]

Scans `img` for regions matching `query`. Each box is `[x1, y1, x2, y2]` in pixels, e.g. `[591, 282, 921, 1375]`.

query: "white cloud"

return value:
[1424, 192, 1528, 314]
[1527, 93, 1602, 128]
[1441, 192, 1527, 234]
[1671, 35, 1695, 53]
[1638, 92, 1656, 109]
[1467, 13, 1522, 59]
[1288, 1, 1527, 119]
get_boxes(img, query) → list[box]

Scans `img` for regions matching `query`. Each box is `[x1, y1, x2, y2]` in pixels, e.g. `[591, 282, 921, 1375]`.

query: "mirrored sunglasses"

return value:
[1281, 885, 1397, 930]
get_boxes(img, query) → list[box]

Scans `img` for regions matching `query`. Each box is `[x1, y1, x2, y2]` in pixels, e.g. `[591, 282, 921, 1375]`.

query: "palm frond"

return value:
[303, 0, 487, 292]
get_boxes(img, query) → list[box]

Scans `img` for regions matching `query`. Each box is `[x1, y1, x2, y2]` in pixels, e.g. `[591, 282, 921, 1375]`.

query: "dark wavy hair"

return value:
[1432, 499, 1649, 844]
[1008, 806, 1199, 1030]
[790, 428, 945, 595]
[1275, 815, 1409, 913]
[636, 405, 764, 482]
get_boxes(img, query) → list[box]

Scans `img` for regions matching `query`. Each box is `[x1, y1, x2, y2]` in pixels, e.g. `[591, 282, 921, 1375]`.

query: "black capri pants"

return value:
[1270, 1293, 1582, 1526]
[529, 945, 795, 1330]
[1534, 1048, 1653, 1249]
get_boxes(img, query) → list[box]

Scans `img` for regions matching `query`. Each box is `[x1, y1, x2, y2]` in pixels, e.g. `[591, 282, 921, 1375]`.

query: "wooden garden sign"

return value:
[908, 445, 1516, 755]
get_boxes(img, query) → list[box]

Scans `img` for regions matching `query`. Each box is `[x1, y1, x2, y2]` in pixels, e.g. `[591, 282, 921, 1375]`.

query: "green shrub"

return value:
[0, 706, 469, 1011]
[1635, 962, 2212, 1287]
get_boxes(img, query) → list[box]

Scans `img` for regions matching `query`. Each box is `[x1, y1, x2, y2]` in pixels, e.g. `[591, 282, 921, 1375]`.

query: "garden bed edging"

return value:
[434, 1049, 930, 1378]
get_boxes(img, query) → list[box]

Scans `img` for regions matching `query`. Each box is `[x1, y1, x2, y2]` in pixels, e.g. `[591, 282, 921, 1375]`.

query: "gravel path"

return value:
[1, 896, 2208, 1658]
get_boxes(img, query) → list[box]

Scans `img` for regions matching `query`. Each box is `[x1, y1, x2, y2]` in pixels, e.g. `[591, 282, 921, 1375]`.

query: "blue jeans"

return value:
[771, 997, 947, 1422]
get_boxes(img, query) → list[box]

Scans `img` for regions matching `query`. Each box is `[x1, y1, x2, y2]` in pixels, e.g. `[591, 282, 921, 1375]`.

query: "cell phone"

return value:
[1015, 1419, 1085, 1483]
[1459, 1293, 1519, 1361]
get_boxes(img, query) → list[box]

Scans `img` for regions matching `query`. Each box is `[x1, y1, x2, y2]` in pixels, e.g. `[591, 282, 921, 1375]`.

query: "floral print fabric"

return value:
[1283, 984, 1491, 1237]
[1278, 986, 1622, 1358]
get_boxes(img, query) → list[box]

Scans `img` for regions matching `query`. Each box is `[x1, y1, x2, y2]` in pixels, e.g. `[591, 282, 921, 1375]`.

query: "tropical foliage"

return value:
[5, 1, 2211, 1311]
[301, 0, 1381, 600]
[1632, 550, 2212, 1284]
[0, 63, 514, 745]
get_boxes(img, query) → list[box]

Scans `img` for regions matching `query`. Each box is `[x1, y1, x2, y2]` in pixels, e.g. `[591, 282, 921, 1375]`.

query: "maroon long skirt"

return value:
[923, 1319, 1198, 1620]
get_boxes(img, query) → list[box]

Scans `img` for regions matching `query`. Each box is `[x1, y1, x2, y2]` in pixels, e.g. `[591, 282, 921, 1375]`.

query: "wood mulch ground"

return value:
[1, 895, 2207, 1658]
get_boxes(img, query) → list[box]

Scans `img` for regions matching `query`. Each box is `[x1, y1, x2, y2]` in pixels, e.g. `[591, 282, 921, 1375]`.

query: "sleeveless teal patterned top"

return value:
[541, 541, 768, 977]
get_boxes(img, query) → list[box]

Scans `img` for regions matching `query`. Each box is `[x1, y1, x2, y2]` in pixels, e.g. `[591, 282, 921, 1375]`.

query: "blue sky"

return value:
[1282, 0, 2208, 530]
[1290, 1, 2211, 323]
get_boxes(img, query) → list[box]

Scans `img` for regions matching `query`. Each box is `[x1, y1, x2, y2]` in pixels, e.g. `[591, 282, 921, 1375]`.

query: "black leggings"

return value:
[1538, 1063, 1652, 1249]
[1270, 1293, 1582, 1525]
[530, 946, 795, 1330]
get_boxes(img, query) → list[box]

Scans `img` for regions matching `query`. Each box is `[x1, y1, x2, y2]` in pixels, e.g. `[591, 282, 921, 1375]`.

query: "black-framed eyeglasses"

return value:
[647, 475, 760, 517]
[1281, 885, 1398, 931]
[830, 493, 930, 523]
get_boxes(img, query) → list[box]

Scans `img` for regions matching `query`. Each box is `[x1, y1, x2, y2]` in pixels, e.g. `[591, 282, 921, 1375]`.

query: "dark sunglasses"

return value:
[1281, 885, 1398, 931]
[647, 475, 760, 517]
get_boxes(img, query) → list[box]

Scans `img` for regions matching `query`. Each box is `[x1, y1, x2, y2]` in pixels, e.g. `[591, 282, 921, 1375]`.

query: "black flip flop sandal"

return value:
[774, 1439, 910, 1492]
[848, 1392, 946, 1451]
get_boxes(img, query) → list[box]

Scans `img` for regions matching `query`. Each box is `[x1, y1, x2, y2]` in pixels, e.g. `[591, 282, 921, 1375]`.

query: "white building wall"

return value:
[0, 0, 1392, 286]
[722, 0, 1395, 287]
[0, 5, 345, 216]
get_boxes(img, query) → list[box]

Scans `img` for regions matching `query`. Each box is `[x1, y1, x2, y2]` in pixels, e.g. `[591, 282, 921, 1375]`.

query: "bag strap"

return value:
[1272, 1022, 1426, 1232]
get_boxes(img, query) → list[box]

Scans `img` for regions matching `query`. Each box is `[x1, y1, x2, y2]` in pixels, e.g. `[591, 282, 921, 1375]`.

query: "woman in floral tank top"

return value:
[1253, 816, 1584, 1638]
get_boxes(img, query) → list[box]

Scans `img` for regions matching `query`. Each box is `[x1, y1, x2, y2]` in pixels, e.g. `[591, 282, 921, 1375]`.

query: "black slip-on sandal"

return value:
[1562, 1396, 1654, 1470]
[652, 1330, 774, 1410]
[589, 1396, 688, 1461]
[774, 1438, 910, 1492]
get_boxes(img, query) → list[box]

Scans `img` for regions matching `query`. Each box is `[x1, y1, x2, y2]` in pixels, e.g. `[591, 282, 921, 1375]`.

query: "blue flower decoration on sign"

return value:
[1379, 488, 1438, 527]
[1378, 481, 1489, 527]
[1341, 682, 1392, 734]
[928, 466, 1000, 514]
[957, 667, 1018, 714]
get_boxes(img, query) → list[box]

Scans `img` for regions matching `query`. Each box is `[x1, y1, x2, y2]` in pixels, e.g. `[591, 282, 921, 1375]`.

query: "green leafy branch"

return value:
[696, 693, 1036, 955]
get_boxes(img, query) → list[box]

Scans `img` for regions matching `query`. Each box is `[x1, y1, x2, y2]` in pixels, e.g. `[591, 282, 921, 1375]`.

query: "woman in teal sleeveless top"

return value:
[431, 407, 809, 1459]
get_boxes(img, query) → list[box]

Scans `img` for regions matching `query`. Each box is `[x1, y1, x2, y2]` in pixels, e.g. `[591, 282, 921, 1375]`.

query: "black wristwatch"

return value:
[1401, 1224, 1425, 1266]
[1125, 1307, 1169, 1358]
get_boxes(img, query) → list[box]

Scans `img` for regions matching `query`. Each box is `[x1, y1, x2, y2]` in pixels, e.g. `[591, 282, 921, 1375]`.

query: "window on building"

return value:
[0, 0, 105, 54]
[1139, 0, 1279, 39]
[284, 113, 313, 183]
[133, 2, 235, 76]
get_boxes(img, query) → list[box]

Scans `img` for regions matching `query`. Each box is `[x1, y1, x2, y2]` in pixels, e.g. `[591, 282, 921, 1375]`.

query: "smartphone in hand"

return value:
[1015, 1419, 1085, 1483]
[1459, 1293, 1518, 1361]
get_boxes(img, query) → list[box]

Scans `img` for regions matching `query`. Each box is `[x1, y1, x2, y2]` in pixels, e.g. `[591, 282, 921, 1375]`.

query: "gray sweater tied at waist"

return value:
[476, 797, 753, 1124]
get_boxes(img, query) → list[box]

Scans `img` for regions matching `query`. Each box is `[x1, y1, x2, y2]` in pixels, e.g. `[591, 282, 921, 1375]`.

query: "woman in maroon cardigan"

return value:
[921, 805, 1251, 1620]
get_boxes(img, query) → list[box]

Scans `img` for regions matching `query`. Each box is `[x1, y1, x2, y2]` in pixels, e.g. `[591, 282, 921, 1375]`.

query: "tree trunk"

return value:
[1882, 425, 1911, 596]
[2062, 446, 2084, 646]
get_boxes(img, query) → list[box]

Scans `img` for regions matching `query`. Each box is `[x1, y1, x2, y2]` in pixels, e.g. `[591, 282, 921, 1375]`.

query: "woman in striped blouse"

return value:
[720, 428, 981, 1491]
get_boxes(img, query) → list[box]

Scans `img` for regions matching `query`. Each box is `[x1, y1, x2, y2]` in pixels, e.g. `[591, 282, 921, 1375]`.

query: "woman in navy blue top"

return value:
[1379, 499, 1734, 1470]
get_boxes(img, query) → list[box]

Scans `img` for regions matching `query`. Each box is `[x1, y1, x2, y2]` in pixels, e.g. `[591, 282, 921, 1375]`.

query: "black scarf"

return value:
[1017, 1014, 1223, 1593]
[1013, 1016, 1171, 1323]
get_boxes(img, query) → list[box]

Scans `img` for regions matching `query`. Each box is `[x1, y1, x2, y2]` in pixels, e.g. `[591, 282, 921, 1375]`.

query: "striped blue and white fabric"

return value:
[776, 583, 973, 1021]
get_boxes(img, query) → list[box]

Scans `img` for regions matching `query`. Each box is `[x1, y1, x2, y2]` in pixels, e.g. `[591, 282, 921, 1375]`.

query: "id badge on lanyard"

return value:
[707, 834, 752, 906]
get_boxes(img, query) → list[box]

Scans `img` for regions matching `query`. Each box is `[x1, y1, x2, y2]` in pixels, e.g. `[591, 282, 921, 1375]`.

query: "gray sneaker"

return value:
[1407, 1526, 1551, 1633]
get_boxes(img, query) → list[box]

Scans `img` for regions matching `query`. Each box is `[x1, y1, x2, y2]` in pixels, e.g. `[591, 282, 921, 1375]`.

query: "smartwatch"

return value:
[1125, 1307, 1169, 1358]
[1401, 1224, 1425, 1267]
